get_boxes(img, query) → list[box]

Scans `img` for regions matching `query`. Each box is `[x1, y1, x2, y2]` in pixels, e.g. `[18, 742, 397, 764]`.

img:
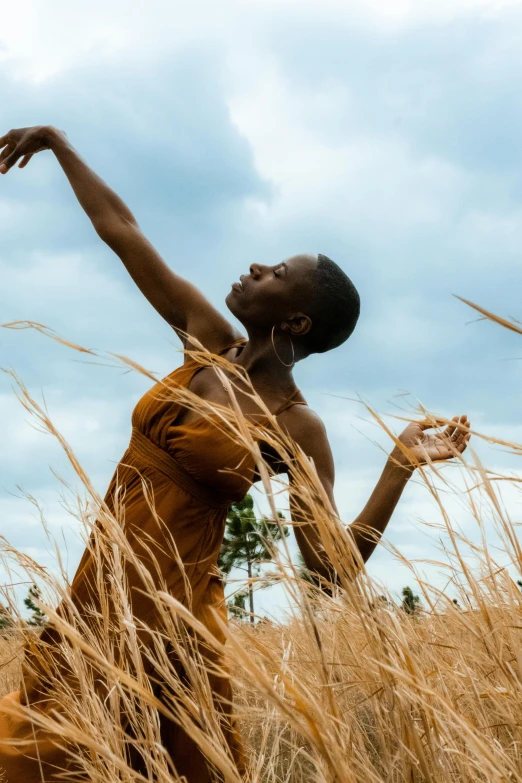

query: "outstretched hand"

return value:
[394, 415, 471, 468]
[0, 126, 62, 174]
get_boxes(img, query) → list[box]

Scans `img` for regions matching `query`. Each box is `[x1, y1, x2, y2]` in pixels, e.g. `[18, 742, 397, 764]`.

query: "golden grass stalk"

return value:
[0, 320, 521, 782]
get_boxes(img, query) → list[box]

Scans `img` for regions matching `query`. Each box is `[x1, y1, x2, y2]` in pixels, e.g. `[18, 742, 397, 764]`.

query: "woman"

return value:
[0, 126, 470, 782]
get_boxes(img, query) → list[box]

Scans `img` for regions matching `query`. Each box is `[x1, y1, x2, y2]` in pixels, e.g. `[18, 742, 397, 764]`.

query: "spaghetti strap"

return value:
[273, 388, 308, 417]
[218, 337, 247, 357]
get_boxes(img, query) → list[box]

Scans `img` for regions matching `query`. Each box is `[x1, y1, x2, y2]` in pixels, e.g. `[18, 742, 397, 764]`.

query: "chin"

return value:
[225, 290, 242, 319]
[224, 290, 235, 312]
[225, 290, 250, 330]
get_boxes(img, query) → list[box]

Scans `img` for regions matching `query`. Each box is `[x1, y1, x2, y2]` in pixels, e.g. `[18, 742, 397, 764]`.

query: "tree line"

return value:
[3, 501, 521, 630]
[217, 494, 431, 622]
[218, 494, 522, 622]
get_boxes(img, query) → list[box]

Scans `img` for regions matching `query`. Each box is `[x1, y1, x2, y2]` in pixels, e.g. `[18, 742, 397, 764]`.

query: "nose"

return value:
[249, 263, 263, 279]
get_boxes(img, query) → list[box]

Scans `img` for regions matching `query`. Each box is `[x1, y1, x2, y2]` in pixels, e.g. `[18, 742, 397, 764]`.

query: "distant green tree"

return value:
[0, 602, 13, 635]
[401, 586, 421, 616]
[219, 494, 289, 624]
[24, 584, 47, 627]
[227, 589, 248, 621]
[517, 580, 522, 592]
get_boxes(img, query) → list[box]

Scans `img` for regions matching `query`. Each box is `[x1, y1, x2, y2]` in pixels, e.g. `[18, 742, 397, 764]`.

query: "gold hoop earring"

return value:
[271, 326, 295, 368]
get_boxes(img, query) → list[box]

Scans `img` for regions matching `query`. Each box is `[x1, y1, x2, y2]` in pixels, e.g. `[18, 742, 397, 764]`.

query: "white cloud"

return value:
[2, 0, 521, 85]
[246, 0, 522, 27]
[2, 0, 522, 605]
[229, 70, 467, 235]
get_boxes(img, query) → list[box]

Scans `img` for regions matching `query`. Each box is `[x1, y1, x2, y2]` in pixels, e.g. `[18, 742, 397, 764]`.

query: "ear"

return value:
[282, 313, 312, 337]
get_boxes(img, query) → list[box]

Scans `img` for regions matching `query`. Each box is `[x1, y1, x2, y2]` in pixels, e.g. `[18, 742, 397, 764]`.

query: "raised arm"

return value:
[283, 408, 470, 584]
[0, 126, 241, 354]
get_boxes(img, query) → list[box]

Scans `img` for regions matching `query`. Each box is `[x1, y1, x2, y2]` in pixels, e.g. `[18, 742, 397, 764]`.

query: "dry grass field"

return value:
[1, 315, 521, 782]
[0, 635, 24, 697]
[2, 588, 522, 782]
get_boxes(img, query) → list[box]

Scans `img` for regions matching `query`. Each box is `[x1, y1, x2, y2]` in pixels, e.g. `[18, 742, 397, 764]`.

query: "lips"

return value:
[232, 276, 245, 292]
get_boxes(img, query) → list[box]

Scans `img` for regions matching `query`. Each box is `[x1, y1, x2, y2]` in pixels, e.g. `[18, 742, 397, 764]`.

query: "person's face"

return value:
[225, 254, 318, 335]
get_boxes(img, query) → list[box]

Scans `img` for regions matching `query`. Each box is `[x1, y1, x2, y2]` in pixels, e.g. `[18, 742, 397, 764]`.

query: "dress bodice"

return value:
[131, 346, 308, 505]
[131, 359, 256, 502]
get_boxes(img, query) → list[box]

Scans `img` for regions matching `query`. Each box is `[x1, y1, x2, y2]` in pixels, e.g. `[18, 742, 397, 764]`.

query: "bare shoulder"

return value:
[277, 404, 331, 456]
[277, 404, 335, 484]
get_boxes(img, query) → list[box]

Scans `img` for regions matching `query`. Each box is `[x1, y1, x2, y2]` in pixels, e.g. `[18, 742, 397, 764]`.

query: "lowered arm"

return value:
[283, 406, 414, 583]
[284, 408, 470, 584]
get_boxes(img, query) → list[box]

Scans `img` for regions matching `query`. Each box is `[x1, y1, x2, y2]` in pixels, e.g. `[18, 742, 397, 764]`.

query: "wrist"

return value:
[42, 126, 68, 151]
[388, 447, 416, 476]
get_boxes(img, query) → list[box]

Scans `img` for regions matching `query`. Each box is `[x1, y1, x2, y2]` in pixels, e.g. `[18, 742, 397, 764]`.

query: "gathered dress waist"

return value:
[129, 427, 231, 510]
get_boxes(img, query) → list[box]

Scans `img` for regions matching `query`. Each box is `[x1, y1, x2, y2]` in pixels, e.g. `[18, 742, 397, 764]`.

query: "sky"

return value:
[1, 0, 522, 616]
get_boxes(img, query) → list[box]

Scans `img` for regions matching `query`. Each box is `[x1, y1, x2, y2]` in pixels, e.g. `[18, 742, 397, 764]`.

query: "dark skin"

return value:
[0, 126, 471, 581]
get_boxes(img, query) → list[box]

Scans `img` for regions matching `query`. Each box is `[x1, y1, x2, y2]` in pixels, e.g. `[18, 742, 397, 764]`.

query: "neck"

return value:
[234, 331, 297, 393]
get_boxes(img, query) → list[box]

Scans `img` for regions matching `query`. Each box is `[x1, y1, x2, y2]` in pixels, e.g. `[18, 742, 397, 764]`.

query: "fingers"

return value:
[0, 129, 47, 174]
[18, 153, 34, 169]
[452, 415, 470, 451]
[426, 414, 470, 440]
[0, 145, 24, 173]
[443, 415, 459, 440]
[447, 414, 466, 440]
[0, 144, 13, 164]
[437, 415, 471, 461]
[0, 149, 15, 172]
[417, 417, 447, 431]
[457, 435, 471, 453]
[0, 132, 16, 172]
[457, 427, 472, 453]
[454, 415, 468, 446]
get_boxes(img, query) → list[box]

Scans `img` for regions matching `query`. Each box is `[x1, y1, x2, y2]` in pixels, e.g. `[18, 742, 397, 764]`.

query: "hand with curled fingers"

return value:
[393, 415, 471, 468]
[0, 126, 65, 174]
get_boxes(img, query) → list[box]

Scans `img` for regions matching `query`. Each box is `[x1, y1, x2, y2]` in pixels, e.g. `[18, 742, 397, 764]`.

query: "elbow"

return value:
[94, 216, 137, 247]
[94, 222, 111, 244]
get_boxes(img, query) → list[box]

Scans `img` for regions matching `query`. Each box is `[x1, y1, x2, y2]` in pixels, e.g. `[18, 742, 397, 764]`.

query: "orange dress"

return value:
[0, 344, 300, 782]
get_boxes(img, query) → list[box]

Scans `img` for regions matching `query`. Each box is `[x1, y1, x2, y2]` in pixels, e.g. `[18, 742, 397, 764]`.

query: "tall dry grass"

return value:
[0, 316, 521, 782]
